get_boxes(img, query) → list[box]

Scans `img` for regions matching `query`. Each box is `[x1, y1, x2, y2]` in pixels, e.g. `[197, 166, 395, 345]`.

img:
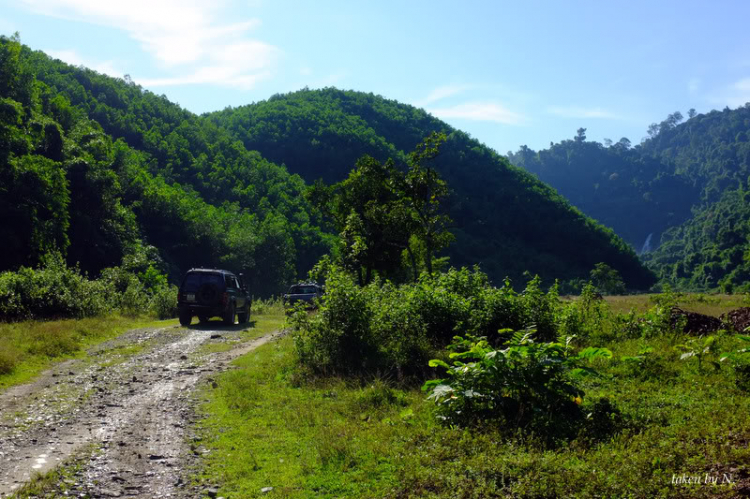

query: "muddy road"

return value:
[0, 321, 284, 498]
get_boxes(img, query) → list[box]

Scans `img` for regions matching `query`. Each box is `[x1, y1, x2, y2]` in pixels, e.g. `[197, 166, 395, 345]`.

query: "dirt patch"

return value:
[0, 322, 285, 498]
[721, 307, 750, 334]
[670, 307, 723, 335]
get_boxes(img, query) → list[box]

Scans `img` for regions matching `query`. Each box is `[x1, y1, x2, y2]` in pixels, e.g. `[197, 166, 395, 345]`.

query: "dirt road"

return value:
[0, 321, 284, 498]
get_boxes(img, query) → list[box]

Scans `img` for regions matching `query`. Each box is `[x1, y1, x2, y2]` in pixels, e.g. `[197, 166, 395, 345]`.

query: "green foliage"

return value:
[720, 334, 750, 391]
[0, 36, 334, 297]
[291, 266, 383, 374]
[0, 250, 177, 321]
[590, 262, 626, 295]
[509, 105, 750, 293]
[676, 335, 721, 372]
[148, 284, 177, 320]
[422, 331, 612, 442]
[211, 87, 654, 290]
[0, 252, 111, 320]
[292, 265, 574, 379]
[557, 282, 611, 341]
[307, 133, 454, 284]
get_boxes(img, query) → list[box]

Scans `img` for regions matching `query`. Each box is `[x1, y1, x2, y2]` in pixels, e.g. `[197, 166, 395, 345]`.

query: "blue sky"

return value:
[3, 0, 750, 155]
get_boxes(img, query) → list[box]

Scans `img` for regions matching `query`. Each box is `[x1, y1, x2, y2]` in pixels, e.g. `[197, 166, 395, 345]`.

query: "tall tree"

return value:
[403, 132, 453, 276]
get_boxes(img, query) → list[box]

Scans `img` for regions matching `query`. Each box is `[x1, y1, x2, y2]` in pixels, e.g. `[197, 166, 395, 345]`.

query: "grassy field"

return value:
[0, 314, 176, 391]
[193, 295, 750, 498]
[600, 292, 750, 316]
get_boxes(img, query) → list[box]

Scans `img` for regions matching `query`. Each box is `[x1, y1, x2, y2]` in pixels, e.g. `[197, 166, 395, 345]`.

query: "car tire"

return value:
[238, 304, 250, 324]
[179, 307, 192, 327]
[223, 303, 235, 326]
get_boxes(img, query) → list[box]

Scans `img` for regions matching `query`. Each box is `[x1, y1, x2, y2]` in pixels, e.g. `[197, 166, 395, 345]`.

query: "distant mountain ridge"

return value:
[508, 105, 750, 291]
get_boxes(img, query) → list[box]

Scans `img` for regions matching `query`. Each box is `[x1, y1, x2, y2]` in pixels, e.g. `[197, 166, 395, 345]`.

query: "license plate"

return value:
[187, 294, 195, 302]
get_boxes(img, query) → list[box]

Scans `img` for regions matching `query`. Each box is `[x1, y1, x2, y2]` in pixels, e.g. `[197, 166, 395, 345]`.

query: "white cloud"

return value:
[20, 0, 278, 90]
[317, 71, 347, 87]
[722, 78, 750, 107]
[706, 77, 750, 108]
[46, 49, 122, 77]
[429, 102, 527, 125]
[688, 77, 701, 95]
[419, 84, 473, 106]
[547, 105, 619, 119]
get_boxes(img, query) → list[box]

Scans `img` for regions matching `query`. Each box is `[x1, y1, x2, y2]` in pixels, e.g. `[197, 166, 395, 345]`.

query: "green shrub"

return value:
[0, 252, 111, 320]
[292, 266, 379, 374]
[469, 281, 528, 340]
[149, 284, 177, 319]
[720, 334, 750, 390]
[558, 283, 612, 342]
[118, 278, 148, 317]
[422, 331, 612, 443]
[251, 297, 284, 315]
[521, 275, 559, 341]
[292, 265, 571, 379]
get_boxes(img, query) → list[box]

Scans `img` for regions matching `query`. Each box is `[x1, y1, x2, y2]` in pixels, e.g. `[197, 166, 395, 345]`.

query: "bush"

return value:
[292, 266, 380, 374]
[0, 251, 178, 322]
[422, 331, 612, 443]
[292, 265, 569, 379]
[251, 297, 284, 315]
[149, 284, 177, 319]
[0, 252, 111, 320]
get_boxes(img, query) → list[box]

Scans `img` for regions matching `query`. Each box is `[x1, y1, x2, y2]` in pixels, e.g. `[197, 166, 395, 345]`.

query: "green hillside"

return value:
[2, 34, 334, 296]
[1, 36, 654, 293]
[508, 106, 750, 291]
[209, 89, 654, 289]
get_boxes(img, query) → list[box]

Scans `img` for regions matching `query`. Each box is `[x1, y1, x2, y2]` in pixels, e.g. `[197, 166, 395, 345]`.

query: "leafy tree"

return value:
[590, 262, 626, 295]
[212, 88, 653, 289]
[403, 132, 454, 276]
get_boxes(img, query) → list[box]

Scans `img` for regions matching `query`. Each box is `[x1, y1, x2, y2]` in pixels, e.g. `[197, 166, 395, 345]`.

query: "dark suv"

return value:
[177, 268, 250, 326]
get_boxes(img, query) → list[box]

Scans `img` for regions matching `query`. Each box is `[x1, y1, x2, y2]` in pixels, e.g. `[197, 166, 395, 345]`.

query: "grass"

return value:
[0, 314, 177, 391]
[193, 295, 750, 498]
[602, 292, 750, 316]
[9, 444, 100, 498]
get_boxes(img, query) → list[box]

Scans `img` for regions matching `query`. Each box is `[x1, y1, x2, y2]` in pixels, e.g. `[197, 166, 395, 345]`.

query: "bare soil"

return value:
[0, 321, 284, 498]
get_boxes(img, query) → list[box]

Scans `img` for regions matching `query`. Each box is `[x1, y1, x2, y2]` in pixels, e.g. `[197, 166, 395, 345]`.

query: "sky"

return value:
[2, 0, 750, 155]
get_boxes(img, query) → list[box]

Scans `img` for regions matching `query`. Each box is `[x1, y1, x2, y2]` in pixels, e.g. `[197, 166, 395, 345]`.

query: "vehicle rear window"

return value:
[181, 272, 223, 292]
[290, 285, 318, 294]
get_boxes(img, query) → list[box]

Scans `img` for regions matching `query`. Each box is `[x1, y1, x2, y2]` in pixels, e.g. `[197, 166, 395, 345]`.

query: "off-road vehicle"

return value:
[283, 282, 324, 310]
[177, 268, 250, 326]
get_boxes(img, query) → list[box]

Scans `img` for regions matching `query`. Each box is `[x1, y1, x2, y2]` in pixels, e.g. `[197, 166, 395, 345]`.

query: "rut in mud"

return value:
[0, 321, 285, 498]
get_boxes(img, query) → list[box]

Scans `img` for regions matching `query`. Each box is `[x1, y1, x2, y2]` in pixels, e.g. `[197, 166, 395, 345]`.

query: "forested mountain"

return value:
[508, 105, 750, 291]
[1, 34, 334, 296]
[209, 89, 654, 289]
[1, 35, 654, 293]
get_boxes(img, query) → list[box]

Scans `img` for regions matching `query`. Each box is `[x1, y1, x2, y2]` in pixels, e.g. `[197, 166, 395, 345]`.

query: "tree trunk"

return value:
[407, 245, 418, 282]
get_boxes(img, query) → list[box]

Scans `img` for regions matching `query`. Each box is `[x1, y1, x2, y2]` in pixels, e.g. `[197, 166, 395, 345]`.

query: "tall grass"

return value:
[0, 315, 166, 389]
